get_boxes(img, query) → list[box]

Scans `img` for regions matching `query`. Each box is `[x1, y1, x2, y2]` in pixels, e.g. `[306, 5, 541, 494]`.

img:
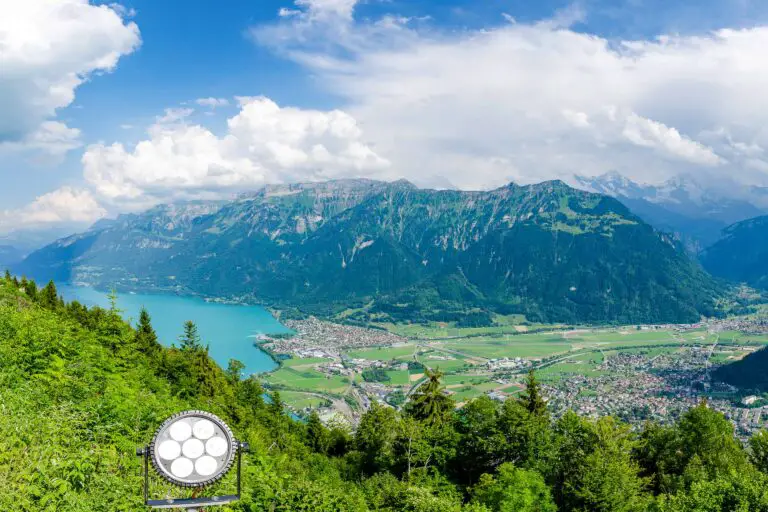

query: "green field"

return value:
[281, 357, 331, 367]
[422, 356, 473, 372]
[442, 374, 495, 386]
[264, 367, 350, 394]
[374, 316, 566, 340]
[385, 370, 412, 386]
[280, 391, 331, 409]
[437, 338, 574, 360]
[347, 345, 418, 361]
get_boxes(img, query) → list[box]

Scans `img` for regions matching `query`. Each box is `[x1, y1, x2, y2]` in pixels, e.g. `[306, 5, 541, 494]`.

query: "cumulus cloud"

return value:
[0, 0, 140, 153]
[0, 187, 106, 233]
[81, 97, 390, 209]
[251, 1, 768, 188]
[0, 121, 82, 157]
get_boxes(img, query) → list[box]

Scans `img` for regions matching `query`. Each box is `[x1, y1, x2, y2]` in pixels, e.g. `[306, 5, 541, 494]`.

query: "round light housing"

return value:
[149, 410, 237, 487]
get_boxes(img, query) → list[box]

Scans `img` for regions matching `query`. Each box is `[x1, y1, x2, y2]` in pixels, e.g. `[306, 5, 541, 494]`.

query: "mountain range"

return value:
[571, 171, 768, 253]
[16, 179, 720, 325]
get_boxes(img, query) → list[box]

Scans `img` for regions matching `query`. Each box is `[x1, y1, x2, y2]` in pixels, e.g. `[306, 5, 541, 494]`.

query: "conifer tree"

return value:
[179, 320, 202, 351]
[41, 280, 58, 309]
[520, 369, 547, 416]
[406, 367, 454, 424]
[135, 307, 160, 354]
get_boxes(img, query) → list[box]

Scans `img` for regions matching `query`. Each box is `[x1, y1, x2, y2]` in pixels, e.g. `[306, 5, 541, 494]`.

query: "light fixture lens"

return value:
[193, 419, 215, 440]
[182, 438, 205, 459]
[150, 411, 238, 488]
[170, 457, 194, 478]
[206, 436, 228, 457]
[195, 455, 218, 476]
[170, 421, 192, 442]
[157, 440, 181, 460]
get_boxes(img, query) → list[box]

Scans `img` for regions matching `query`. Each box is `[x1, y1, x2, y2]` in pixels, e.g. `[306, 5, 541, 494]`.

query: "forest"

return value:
[1, 271, 768, 511]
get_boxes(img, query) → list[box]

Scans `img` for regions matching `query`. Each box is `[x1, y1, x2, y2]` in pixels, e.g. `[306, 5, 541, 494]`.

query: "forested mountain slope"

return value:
[713, 344, 768, 391]
[18, 179, 721, 324]
[701, 215, 768, 290]
[2, 274, 768, 511]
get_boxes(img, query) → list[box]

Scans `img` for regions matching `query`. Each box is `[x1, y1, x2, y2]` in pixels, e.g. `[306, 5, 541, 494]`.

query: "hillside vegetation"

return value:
[2, 273, 768, 511]
[701, 215, 768, 290]
[713, 344, 768, 391]
[18, 179, 721, 325]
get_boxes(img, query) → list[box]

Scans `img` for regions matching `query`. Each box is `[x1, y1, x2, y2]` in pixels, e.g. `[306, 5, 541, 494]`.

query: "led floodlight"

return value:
[137, 410, 249, 509]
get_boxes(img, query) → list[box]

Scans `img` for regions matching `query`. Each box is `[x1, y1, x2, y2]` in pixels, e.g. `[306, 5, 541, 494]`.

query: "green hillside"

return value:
[3, 273, 768, 511]
[18, 179, 721, 324]
[713, 345, 768, 391]
[701, 215, 768, 289]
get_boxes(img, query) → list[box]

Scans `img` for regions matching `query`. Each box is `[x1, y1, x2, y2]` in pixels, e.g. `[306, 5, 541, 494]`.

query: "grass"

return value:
[438, 339, 574, 360]
[280, 391, 330, 409]
[385, 370, 411, 386]
[264, 367, 350, 394]
[424, 357, 472, 372]
[442, 374, 495, 386]
[347, 345, 417, 361]
[281, 357, 331, 368]
[375, 320, 567, 340]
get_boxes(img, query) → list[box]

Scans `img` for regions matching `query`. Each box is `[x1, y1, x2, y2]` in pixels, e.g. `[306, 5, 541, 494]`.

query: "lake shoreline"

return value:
[58, 284, 290, 376]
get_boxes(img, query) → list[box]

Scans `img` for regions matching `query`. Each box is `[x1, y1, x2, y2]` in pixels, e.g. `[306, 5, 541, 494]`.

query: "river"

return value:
[57, 285, 290, 376]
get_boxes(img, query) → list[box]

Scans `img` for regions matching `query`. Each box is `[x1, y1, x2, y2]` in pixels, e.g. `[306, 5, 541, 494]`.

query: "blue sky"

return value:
[2, 0, 768, 238]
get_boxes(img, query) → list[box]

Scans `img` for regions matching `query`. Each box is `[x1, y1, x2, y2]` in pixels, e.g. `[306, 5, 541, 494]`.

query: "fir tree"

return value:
[40, 280, 59, 309]
[520, 369, 547, 416]
[135, 308, 160, 354]
[179, 320, 202, 351]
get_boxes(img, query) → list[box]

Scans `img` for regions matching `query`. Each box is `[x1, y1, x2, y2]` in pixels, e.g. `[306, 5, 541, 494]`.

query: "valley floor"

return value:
[258, 314, 768, 437]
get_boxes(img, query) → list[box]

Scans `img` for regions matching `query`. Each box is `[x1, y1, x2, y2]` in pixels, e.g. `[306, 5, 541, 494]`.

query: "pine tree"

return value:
[520, 369, 547, 416]
[135, 308, 160, 354]
[22, 277, 37, 299]
[41, 280, 58, 309]
[307, 410, 331, 454]
[179, 320, 202, 351]
[3, 269, 11, 282]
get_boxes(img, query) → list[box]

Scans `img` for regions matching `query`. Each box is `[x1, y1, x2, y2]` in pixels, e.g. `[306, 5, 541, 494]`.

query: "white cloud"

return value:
[295, 0, 358, 20]
[622, 113, 724, 166]
[0, 0, 140, 153]
[0, 187, 106, 233]
[156, 107, 195, 124]
[81, 97, 390, 209]
[0, 121, 82, 157]
[252, 2, 768, 188]
[195, 97, 230, 109]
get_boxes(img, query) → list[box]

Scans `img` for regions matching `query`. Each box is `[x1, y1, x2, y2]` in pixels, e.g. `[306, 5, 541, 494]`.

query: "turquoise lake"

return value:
[57, 286, 290, 376]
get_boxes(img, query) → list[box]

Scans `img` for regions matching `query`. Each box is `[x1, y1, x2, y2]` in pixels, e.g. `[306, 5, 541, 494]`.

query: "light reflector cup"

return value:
[149, 410, 237, 487]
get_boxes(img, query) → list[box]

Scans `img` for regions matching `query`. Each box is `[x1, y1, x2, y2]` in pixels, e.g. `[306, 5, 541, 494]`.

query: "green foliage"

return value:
[362, 367, 391, 383]
[750, 430, 768, 473]
[714, 345, 768, 391]
[701, 214, 768, 290]
[471, 463, 556, 512]
[2, 275, 768, 511]
[406, 368, 455, 425]
[179, 319, 203, 350]
[520, 369, 547, 417]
